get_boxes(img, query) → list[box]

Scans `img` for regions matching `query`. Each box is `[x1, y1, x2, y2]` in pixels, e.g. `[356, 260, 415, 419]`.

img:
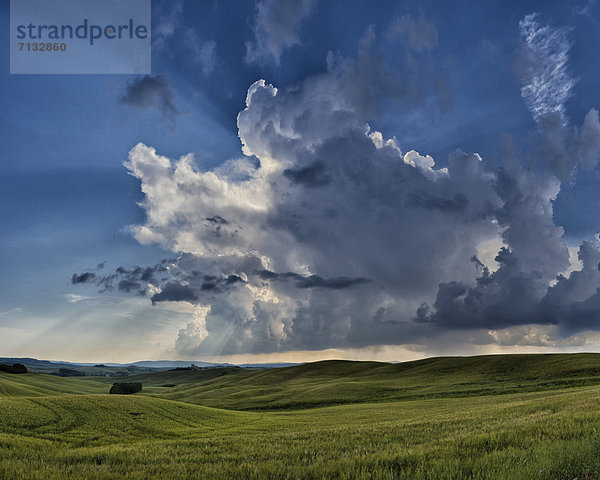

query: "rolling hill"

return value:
[122, 353, 600, 410]
[3, 354, 600, 478]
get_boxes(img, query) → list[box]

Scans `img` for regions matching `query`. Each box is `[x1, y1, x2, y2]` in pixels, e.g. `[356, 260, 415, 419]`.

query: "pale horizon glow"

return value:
[4, 340, 600, 366]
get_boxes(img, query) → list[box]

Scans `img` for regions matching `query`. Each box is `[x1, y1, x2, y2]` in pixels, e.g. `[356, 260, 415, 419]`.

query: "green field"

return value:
[3, 354, 600, 479]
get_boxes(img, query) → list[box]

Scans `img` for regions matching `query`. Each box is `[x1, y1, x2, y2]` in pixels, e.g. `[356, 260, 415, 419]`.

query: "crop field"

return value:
[2, 354, 600, 479]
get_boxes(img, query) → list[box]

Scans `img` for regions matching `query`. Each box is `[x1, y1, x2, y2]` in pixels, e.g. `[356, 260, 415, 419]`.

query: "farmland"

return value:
[2, 354, 600, 479]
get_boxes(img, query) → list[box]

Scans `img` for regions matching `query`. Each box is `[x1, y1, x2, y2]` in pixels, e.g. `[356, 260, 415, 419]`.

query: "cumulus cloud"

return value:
[78, 62, 505, 354]
[175, 305, 210, 354]
[519, 13, 576, 125]
[245, 0, 315, 65]
[74, 16, 600, 356]
[535, 109, 600, 180]
[119, 76, 180, 126]
[415, 164, 600, 334]
[283, 161, 331, 187]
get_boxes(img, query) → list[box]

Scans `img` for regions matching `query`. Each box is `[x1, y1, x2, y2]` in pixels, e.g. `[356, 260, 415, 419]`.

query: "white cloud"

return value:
[153, 1, 183, 51]
[185, 30, 217, 76]
[63, 294, 90, 304]
[122, 63, 506, 354]
[78, 19, 600, 356]
[245, 0, 316, 65]
[519, 13, 577, 124]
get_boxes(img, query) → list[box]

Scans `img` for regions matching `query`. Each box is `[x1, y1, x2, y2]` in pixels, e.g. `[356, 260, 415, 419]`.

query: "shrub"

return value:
[110, 382, 142, 394]
[0, 363, 27, 374]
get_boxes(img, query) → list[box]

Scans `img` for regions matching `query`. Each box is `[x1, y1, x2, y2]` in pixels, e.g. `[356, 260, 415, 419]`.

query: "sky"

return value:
[2, 0, 600, 364]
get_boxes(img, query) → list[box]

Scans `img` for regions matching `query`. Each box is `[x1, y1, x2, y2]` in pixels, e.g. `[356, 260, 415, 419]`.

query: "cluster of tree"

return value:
[170, 364, 231, 371]
[0, 363, 27, 374]
[109, 382, 142, 394]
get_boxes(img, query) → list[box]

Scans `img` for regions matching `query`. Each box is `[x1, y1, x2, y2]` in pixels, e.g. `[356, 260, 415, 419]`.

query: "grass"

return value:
[0, 371, 106, 397]
[137, 353, 600, 410]
[3, 354, 600, 478]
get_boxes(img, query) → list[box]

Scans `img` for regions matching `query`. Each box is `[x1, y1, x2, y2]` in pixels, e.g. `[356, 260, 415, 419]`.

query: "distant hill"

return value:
[128, 353, 600, 410]
[0, 358, 164, 377]
[0, 357, 299, 371]
[125, 360, 229, 368]
[0, 357, 76, 368]
[113, 360, 299, 369]
[4, 353, 600, 410]
[13, 353, 600, 411]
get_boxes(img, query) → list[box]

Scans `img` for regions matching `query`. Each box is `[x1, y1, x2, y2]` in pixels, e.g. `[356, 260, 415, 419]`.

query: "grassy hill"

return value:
[3, 354, 600, 479]
[125, 366, 249, 386]
[132, 353, 600, 410]
[0, 371, 107, 397]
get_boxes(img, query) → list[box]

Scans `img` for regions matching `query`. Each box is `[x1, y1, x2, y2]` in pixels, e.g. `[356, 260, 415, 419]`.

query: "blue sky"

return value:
[2, 0, 600, 363]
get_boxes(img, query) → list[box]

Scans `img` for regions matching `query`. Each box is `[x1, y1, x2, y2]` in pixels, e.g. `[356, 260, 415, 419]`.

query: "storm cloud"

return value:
[72, 14, 600, 357]
[256, 270, 371, 289]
